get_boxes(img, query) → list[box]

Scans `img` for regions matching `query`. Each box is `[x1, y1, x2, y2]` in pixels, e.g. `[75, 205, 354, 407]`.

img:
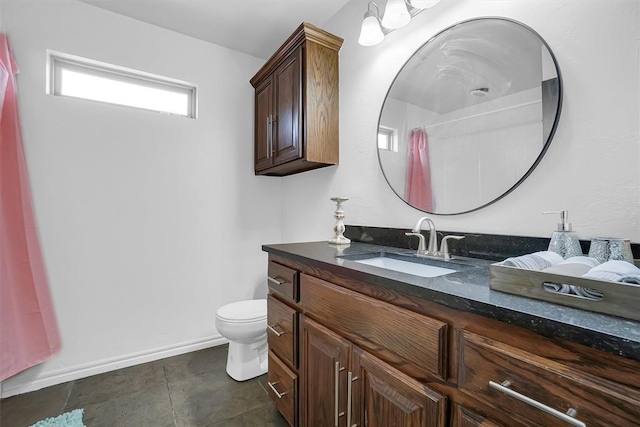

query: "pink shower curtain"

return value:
[0, 33, 61, 382]
[406, 129, 434, 211]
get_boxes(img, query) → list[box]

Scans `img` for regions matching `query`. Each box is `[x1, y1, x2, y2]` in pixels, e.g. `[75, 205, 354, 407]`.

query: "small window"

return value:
[47, 51, 197, 118]
[378, 126, 398, 152]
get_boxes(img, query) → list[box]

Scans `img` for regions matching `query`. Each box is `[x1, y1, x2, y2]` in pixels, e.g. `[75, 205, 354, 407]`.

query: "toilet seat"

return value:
[216, 299, 267, 323]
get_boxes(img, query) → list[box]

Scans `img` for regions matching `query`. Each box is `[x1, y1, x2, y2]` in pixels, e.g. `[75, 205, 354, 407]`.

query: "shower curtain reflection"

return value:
[405, 129, 434, 212]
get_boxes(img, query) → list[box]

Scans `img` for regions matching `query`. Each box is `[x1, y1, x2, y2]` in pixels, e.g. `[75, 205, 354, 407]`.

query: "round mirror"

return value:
[378, 17, 562, 215]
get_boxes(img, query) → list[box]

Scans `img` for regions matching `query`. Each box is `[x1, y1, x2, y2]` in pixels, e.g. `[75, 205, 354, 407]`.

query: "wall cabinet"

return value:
[250, 23, 343, 176]
[265, 254, 640, 426]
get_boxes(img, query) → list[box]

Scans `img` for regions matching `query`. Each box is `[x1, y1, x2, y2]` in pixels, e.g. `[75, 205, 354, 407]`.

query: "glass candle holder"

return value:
[587, 237, 634, 264]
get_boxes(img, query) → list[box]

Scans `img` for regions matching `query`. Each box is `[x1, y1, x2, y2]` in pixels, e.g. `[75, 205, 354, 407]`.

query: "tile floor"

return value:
[0, 345, 288, 427]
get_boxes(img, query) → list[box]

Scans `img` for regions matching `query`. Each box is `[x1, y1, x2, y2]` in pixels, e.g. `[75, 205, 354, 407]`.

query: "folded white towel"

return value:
[586, 260, 640, 276]
[582, 261, 640, 282]
[562, 256, 600, 268]
[582, 270, 623, 282]
[536, 251, 565, 265]
[503, 251, 563, 270]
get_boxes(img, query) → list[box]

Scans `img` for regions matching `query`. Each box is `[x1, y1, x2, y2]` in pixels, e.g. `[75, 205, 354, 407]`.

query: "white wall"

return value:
[281, 0, 640, 243]
[2, 0, 281, 396]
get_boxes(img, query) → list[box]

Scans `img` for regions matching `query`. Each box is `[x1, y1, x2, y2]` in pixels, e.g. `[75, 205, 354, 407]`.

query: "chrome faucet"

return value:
[405, 217, 438, 256]
[405, 216, 465, 259]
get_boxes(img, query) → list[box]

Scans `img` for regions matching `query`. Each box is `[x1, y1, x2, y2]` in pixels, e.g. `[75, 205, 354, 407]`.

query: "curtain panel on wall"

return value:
[0, 33, 61, 382]
[405, 129, 434, 212]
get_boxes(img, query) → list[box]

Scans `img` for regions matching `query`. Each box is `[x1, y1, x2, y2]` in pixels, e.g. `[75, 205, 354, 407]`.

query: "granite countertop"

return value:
[263, 241, 640, 361]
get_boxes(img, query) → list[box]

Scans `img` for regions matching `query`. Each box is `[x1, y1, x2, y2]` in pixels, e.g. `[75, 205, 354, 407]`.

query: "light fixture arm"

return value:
[368, 1, 381, 18]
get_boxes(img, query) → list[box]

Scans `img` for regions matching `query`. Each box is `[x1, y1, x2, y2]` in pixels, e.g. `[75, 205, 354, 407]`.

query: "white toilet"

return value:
[215, 299, 268, 381]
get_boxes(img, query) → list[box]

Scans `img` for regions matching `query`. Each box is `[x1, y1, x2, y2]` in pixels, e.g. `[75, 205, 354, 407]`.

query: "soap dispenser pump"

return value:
[543, 210, 583, 259]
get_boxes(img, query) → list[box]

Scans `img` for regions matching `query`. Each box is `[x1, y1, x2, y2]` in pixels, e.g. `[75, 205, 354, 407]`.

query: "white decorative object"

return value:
[328, 197, 351, 245]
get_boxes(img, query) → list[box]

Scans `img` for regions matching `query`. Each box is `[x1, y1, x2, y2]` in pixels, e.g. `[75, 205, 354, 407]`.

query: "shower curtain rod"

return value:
[411, 99, 541, 131]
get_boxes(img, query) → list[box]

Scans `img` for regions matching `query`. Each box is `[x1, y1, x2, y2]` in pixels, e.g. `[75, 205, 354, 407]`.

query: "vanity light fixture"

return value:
[358, 0, 441, 46]
[358, 2, 385, 46]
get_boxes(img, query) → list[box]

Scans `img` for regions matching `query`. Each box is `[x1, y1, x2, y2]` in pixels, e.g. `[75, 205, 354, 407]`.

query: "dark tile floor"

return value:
[0, 345, 288, 427]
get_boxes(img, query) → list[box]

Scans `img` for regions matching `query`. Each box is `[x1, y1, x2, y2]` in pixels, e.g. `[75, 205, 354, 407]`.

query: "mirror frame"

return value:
[377, 17, 563, 215]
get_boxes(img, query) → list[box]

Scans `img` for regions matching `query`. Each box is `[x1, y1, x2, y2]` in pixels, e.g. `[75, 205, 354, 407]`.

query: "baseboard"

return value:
[1, 335, 229, 398]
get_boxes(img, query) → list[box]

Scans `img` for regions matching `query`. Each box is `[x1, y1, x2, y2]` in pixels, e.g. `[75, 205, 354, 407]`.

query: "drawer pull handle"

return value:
[267, 324, 285, 336]
[334, 362, 342, 427]
[267, 381, 287, 399]
[489, 380, 586, 427]
[347, 371, 359, 427]
[268, 276, 285, 285]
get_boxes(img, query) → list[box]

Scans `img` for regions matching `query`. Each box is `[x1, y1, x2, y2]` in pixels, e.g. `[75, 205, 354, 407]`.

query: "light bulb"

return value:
[381, 0, 411, 30]
[358, 11, 385, 46]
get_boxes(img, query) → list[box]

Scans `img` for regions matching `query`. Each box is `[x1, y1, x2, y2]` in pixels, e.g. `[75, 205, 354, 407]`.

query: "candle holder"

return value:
[328, 197, 351, 246]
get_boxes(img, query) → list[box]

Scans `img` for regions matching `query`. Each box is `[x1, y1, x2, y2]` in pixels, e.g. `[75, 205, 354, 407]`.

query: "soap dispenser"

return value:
[543, 210, 583, 259]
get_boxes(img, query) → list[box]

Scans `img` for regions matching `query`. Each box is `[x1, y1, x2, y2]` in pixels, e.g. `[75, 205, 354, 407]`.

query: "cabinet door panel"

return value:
[352, 347, 447, 427]
[273, 48, 302, 165]
[255, 78, 273, 171]
[300, 315, 351, 427]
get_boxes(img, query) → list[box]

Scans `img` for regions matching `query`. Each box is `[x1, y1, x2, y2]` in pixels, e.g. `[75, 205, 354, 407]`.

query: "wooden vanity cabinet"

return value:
[265, 253, 640, 426]
[250, 23, 343, 176]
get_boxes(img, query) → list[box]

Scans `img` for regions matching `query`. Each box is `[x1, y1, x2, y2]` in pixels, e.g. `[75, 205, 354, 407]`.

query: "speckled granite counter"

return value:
[263, 241, 640, 361]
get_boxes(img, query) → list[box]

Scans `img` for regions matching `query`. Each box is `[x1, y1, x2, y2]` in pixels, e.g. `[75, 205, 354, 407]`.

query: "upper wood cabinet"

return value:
[250, 23, 343, 176]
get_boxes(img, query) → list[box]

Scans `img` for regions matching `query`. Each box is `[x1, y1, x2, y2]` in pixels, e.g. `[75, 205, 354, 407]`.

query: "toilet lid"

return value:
[216, 299, 267, 323]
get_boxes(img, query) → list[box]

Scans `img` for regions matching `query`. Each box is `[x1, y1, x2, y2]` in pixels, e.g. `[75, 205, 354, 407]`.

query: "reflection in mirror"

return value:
[378, 18, 562, 215]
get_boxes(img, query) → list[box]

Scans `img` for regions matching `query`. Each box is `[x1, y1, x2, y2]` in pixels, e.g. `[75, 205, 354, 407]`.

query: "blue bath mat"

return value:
[30, 409, 84, 427]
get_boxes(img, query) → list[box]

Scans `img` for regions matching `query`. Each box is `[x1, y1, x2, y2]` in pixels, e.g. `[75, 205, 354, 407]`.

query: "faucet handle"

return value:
[441, 235, 465, 260]
[405, 232, 427, 254]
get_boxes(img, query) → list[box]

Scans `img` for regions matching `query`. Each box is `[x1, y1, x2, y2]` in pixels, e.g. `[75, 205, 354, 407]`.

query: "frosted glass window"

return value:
[48, 52, 197, 118]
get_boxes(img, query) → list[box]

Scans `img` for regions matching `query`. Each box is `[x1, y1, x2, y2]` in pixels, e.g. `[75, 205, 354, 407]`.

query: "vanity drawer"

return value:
[268, 261, 298, 302]
[299, 273, 448, 381]
[267, 294, 297, 369]
[458, 330, 640, 427]
[267, 350, 297, 427]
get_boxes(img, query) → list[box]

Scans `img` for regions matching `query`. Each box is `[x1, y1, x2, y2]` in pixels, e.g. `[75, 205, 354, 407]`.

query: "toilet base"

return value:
[226, 337, 268, 381]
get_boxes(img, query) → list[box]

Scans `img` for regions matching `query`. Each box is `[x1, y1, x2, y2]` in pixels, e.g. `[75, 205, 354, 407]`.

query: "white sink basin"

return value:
[353, 256, 456, 278]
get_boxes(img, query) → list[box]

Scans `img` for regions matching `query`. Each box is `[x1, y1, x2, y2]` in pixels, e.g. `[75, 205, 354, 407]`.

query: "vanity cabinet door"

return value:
[351, 346, 447, 427]
[252, 47, 301, 174]
[271, 48, 302, 166]
[254, 77, 273, 172]
[300, 315, 351, 427]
